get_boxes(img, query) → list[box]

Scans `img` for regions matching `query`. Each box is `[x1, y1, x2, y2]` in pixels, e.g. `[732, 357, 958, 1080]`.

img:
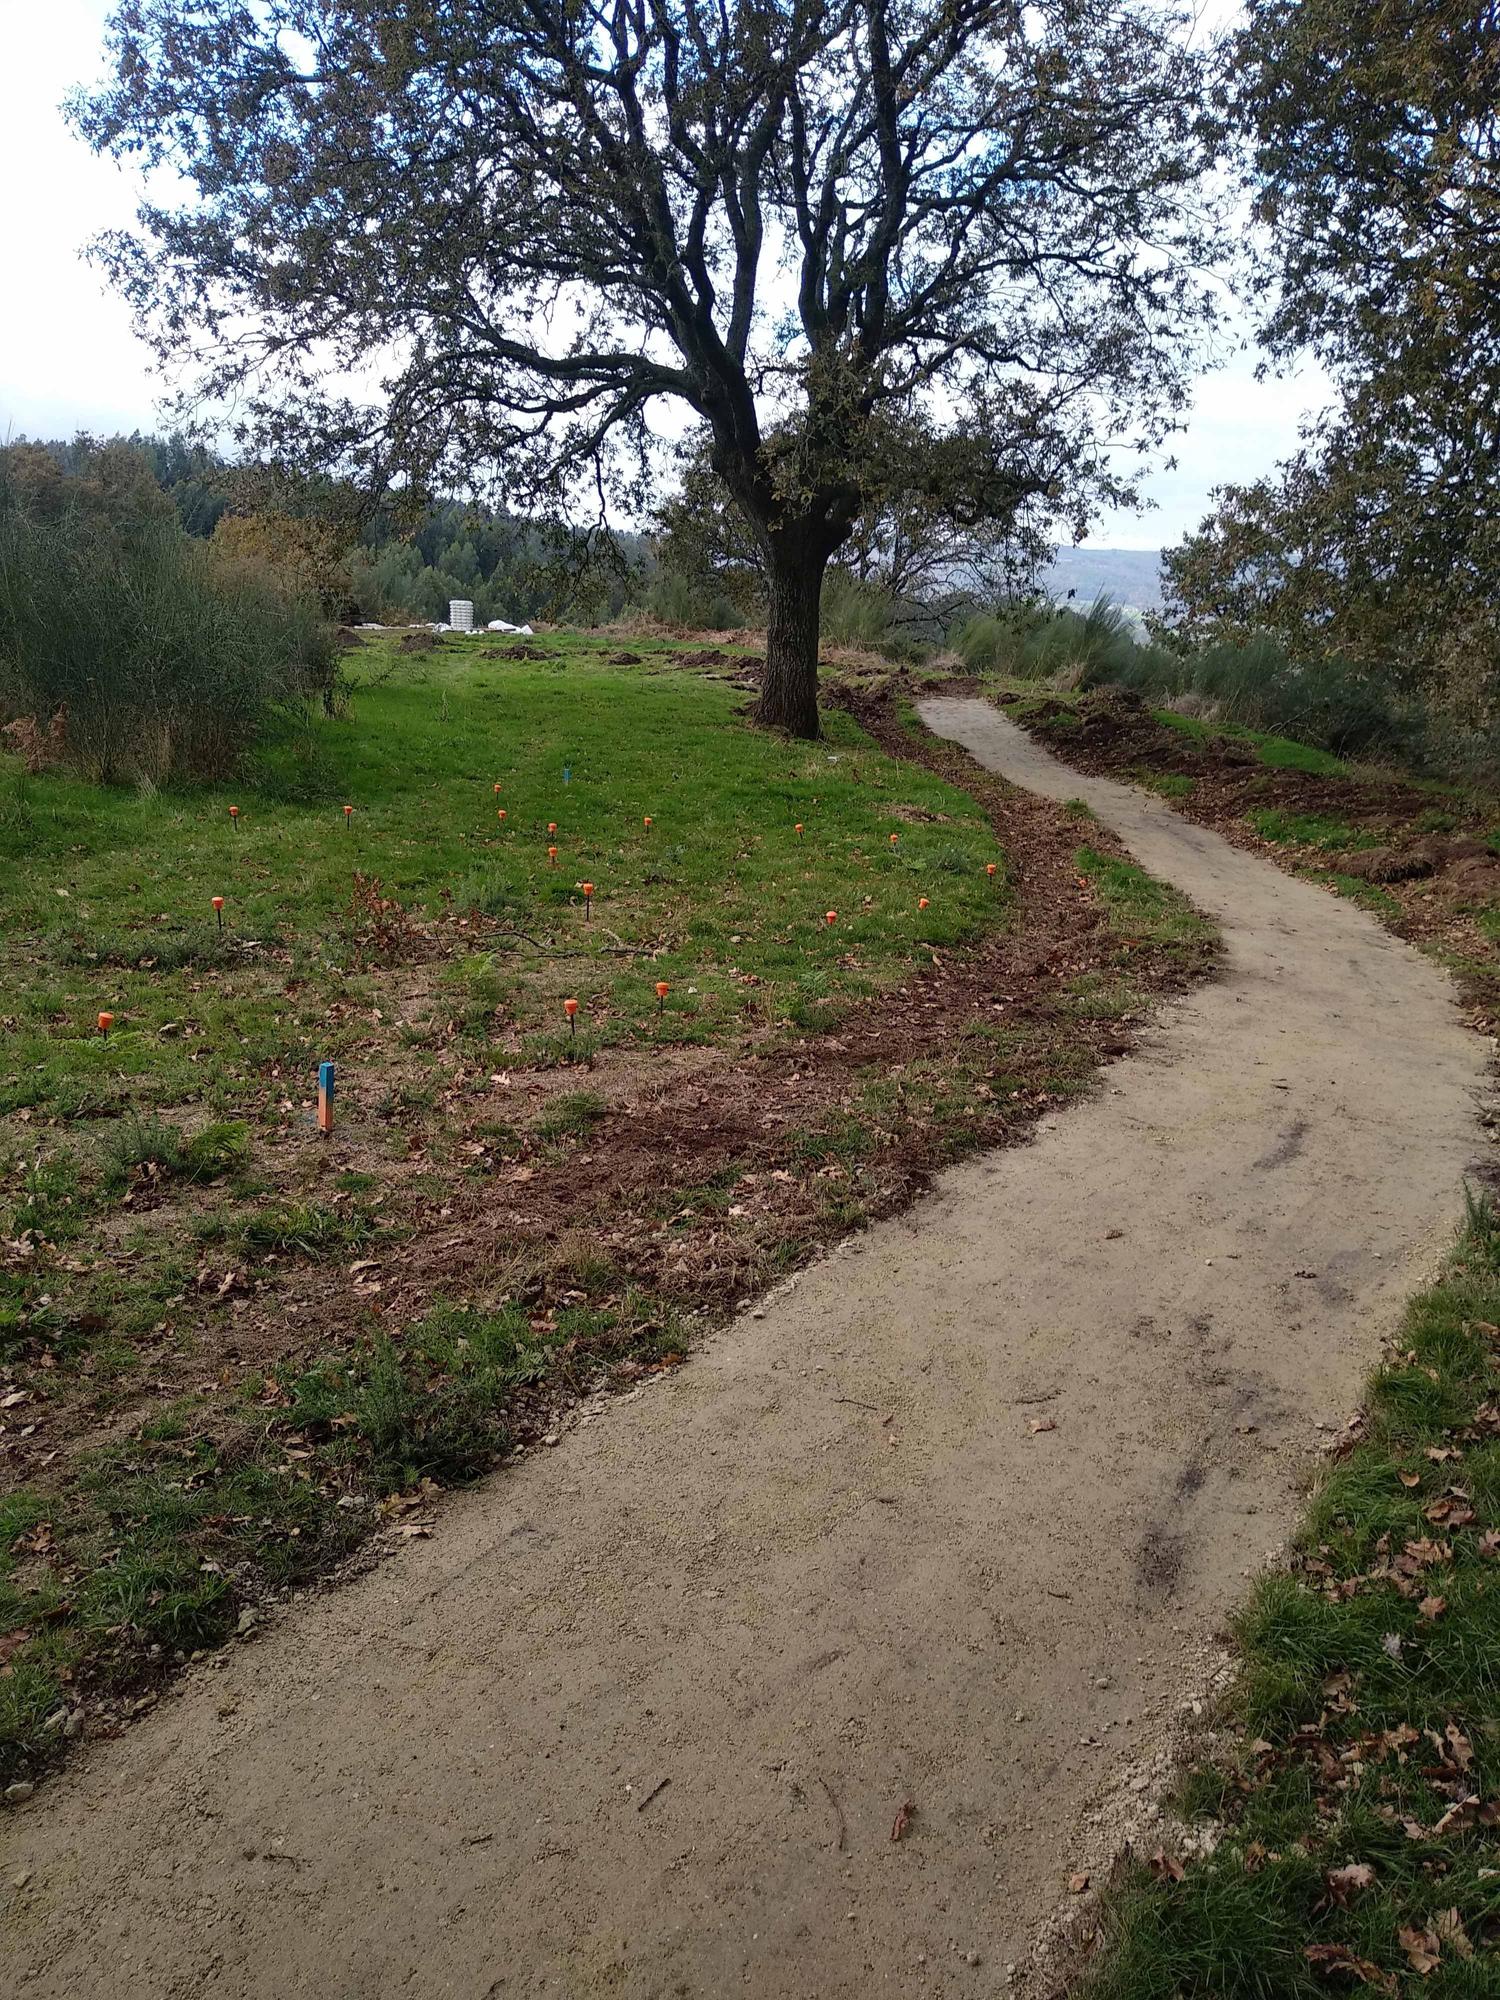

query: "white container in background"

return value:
[448, 599, 474, 632]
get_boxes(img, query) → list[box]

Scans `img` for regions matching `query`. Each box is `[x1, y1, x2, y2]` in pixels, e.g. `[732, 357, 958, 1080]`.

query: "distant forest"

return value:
[17, 433, 649, 627]
[16, 432, 1161, 630]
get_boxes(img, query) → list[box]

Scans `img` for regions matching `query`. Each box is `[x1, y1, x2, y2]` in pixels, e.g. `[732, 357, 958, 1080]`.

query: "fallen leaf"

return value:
[1418, 1595, 1446, 1619]
[1326, 1862, 1376, 1902]
[1304, 1943, 1396, 1993]
[1398, 1925, 1440, 1975]
[1434, 1909, 1472, 1961]
[1068, 1872, 1090, 1894]
[1027, 1417, 1057, 1435]
[1148, 1850, 1186, 1882]
[890, 1800, 914, 1843]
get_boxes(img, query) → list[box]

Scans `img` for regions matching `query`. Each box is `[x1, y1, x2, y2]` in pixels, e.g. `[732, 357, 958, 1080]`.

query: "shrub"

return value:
[0, 458, 336, 784]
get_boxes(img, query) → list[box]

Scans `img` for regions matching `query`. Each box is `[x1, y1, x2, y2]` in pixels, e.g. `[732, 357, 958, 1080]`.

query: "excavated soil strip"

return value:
[1, 699, 1486, 1999]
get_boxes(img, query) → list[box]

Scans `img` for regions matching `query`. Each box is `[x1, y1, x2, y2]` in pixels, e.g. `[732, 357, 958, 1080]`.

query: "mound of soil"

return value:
[398, 630, 438, 654]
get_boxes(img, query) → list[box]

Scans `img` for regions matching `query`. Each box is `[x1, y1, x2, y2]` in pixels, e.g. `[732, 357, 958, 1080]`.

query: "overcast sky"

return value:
[0, 0, 1334, 553]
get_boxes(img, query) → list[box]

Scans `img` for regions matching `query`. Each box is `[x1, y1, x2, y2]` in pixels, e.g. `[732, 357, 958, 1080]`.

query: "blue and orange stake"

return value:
[317, 1060, 335, 1135]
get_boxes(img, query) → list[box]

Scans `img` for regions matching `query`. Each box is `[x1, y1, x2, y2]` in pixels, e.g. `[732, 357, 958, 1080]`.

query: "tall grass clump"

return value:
[0, 464, 336, 785]
[1082, 631, 1407, 760]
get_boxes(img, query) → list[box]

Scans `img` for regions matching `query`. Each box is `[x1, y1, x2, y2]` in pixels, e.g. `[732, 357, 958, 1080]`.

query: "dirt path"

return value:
[2, 699, 1487, 1999]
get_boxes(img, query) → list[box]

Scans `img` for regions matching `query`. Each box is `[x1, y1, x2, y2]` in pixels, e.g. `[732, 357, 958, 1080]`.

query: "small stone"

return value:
[4, 1782, 34, 1804]
[236, 1608, 258, 1636]
[542, 1432, 561, 1447]
[12, 1870, 32, 1889]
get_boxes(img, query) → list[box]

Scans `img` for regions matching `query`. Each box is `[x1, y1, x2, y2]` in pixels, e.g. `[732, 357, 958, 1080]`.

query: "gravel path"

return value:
[1, 698, 1487, 2000]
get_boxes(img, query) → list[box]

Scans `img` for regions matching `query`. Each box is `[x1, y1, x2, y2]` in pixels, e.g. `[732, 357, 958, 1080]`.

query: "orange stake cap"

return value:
[825, 910, 837, 925]
[228, 805, 239, 818]
[211, 896, 224, 912]
[97, 1011, 113, 1033]
[986, 862, 997, 878]
[497, 808, 507, 821]
[918, 897, 929, 910]
[548, 822, 557, 834]
[795, 823, 804, 834]
[581, 882, 594, 896]
[655, 981, 669, 999]
[564, 998, 579, 1017]
[889, 832, 899, 845]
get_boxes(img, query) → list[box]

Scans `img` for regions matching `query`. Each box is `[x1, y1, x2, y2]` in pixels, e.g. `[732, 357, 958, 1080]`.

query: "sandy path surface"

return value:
[2, 699, 1488, 1999]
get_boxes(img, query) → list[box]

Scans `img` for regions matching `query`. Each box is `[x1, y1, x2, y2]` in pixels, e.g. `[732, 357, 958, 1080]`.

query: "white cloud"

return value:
[2, 0, 1336, 549]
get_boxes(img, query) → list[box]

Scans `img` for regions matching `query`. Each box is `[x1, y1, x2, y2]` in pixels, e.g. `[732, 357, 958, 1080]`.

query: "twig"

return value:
[636, 1776, 670, 1812]
[814, 1773, 846, 1853]
[1015, 1390, 1060, 1406]
[832, 1395, 881, 1412]
[491, 926, 652, 959]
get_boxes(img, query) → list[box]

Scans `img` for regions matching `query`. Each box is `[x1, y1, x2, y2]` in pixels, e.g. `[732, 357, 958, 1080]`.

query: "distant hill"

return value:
[1044, 547, 1164, 611]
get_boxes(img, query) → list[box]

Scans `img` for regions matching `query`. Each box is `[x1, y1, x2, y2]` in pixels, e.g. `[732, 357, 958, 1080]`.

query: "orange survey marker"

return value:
[655, 980, 669, 1014]
[581, 882, 594, 922]
[564, 997, 579, 1038]
[343, 804, 353, 827]
[918, 897, 929, 910]
[643, 815, 652, 830]
[825, 910, 837, 926]
[212, 895, 225, 931]
[228, 805, 240, 829]
[97, 1011, 113, 1037]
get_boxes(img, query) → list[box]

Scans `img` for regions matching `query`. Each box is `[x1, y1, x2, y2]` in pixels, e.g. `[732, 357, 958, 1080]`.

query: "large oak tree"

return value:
[76, 0, 1222, 735]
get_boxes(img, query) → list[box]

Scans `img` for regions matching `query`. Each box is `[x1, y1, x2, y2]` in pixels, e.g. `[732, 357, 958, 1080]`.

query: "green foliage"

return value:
[1159, 0, 1500, 765]
[1102, 632, 1408, 762]
[0, 443, 335, 784]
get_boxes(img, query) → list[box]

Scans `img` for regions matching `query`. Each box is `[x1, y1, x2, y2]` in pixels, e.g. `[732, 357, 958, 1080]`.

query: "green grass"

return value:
[1131, 769, 1196, 800]
[1153, 710, 1350, 777]
[1081, 1194, 1500, 1999]
[1075, 845, 1217, 966]
[1324, 873, 1403, 919]
[1247, 808, 1380, 853]
[0, 635, 1006, 1120]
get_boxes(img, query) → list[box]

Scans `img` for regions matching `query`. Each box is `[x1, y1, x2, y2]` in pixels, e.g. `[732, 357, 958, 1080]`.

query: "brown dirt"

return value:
[2, 698, 1488, 1998]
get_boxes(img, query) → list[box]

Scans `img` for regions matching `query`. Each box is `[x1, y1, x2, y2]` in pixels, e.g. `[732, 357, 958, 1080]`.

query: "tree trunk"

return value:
[754, 539, 827, 739]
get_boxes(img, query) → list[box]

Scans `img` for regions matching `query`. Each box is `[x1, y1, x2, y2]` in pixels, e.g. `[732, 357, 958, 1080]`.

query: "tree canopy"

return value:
[77, 0, 1223, 733]
[1170, 0, 1500, 723]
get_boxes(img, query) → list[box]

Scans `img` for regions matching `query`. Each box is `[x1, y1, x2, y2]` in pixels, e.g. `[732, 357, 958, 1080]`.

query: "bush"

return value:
[1084, 630, 1409, 761]
[952, 597, 1144, 682]
[0, 461, 336, 784]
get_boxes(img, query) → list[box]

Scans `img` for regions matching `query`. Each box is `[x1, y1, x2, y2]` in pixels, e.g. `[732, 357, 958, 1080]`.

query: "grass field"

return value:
[0, 631, 1223, 1791]
[2, 631, 1000, 1119]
